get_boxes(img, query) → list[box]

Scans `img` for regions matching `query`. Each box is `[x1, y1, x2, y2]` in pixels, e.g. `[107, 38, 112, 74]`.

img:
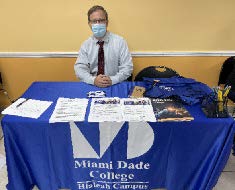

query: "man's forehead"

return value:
[90, 10, 105, 18]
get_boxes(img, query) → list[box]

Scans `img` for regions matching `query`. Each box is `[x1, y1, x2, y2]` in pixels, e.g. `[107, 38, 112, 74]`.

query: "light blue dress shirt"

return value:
[74, 32, 133, 85]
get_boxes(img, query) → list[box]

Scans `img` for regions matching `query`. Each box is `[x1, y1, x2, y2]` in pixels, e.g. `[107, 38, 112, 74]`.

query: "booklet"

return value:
[1, 98, 53, 119]
[151, 98, 194, 122]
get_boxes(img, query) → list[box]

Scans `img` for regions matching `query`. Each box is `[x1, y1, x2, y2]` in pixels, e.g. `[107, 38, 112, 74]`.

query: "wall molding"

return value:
[0, 51, 235, 58]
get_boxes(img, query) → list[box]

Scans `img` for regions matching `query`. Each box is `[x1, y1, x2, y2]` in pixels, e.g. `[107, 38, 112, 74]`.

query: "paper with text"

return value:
[88, 97, 156, 122]
[122, 98, 156, 122]
[49, 98, 88, 123]
[1, 98, 53, 119]
[88, 97, 123, 122]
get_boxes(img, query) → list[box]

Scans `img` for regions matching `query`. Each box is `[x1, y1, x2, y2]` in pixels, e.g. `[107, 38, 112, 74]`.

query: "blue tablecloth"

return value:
[1, 82, 235, 190]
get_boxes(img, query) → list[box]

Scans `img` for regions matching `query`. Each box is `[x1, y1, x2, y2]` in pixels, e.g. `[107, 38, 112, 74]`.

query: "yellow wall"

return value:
[0, 56, 227, 107]
[0, 1, 233, 107]
[0, 58, 77, 103]
[1, 0, 235, 52]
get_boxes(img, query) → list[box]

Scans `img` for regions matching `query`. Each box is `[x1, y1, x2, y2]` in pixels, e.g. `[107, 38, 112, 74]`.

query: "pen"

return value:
[223, 86, 231, 97]
[16, 99, 30, 108]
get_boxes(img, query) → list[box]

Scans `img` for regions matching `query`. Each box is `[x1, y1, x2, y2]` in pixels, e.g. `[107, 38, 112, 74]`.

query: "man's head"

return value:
[88, 5, 108, 39]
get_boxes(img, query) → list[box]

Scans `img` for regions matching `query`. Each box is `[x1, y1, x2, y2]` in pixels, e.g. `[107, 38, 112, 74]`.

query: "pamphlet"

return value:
[151, 98, 194, 122]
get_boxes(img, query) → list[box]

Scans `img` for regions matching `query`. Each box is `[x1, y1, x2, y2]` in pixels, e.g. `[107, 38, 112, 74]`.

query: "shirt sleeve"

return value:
[109, 39, 133, 85]
[74, 43, 96, 85]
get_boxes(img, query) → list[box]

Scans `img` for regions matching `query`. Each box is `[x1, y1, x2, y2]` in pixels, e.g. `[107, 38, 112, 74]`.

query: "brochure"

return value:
[151, 98, 194, 122]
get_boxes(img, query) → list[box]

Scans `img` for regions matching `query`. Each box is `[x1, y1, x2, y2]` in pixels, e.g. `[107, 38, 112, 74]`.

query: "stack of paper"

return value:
[49, 98, 88, 123]
[1, 98, 53, 119]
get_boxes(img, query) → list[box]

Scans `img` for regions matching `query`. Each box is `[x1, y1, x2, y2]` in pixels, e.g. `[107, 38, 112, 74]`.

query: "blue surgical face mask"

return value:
[91, 24, 106, 38]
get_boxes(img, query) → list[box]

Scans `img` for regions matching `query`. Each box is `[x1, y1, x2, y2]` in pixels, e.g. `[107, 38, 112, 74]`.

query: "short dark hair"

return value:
[87, 5, 108, 22]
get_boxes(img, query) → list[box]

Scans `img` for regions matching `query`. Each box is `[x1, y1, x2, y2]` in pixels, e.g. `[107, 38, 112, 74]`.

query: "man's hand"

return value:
[94, 75, 112, 87]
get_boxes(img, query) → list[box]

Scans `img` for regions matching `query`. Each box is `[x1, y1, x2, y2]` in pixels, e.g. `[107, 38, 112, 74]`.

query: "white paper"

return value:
[88, 97, 123, 122]
[88, 97, 156, 122]
[1, 98, 53, 119]
[49, 98, 88, 123]
[122, 98, 156, 122]
[0, 154, 6, 170]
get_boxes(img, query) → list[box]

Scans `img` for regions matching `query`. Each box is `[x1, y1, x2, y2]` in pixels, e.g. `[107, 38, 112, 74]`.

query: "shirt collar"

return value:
[92, 31, 110, 44]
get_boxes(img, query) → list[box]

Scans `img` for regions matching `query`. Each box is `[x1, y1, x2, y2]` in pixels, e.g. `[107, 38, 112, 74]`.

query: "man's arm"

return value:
[74, 45, 96, 85]
[109, 39, 133, 85]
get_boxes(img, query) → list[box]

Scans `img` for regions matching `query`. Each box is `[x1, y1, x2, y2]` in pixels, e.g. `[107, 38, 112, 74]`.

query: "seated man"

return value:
[218, 56, 235, 102]
[74, 5, 133, 88]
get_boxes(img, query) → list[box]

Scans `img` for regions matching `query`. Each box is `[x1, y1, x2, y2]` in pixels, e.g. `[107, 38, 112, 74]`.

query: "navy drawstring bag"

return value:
[143, 76, 212, 105]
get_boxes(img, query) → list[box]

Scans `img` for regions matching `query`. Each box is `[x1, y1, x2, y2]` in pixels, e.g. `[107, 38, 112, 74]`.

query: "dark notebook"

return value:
[151, 98, 194, 122]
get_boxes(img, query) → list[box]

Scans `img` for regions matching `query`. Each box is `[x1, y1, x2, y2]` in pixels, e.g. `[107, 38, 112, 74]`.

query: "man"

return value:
[218, 56, 235, 156]
[74, 5, 133, 88]
[218, 56, 235, 102]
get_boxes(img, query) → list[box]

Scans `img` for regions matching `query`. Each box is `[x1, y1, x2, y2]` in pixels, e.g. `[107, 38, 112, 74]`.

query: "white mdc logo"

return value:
[70, 122, 154, 159]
